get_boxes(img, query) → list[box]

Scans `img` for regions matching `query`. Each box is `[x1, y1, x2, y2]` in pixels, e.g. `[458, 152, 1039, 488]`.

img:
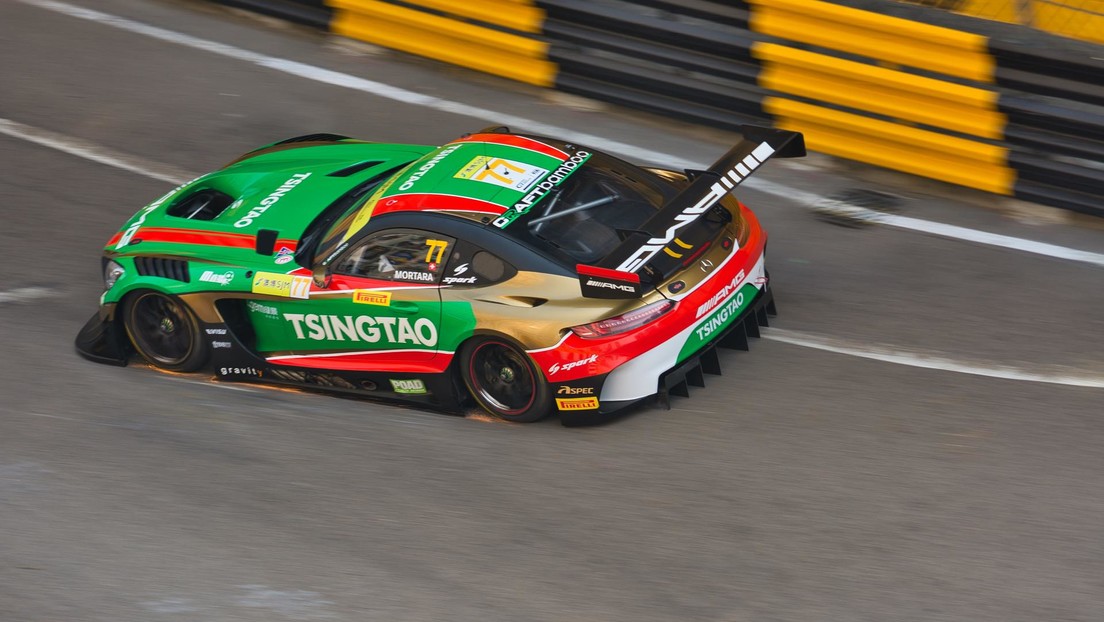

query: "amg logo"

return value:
[585, 279, 635, 292]
[200, 270, 234, 285]
[695, 269, 745, 319]
[615, 142, 774, 273]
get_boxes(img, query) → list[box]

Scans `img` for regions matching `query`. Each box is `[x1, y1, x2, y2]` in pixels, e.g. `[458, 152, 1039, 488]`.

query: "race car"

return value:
[76, 125, 805, 424]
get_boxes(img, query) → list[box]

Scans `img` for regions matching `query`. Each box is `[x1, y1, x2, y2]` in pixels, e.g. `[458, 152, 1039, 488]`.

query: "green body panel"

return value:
[248, 296, 477, 356]
[107, 144, 432, 264]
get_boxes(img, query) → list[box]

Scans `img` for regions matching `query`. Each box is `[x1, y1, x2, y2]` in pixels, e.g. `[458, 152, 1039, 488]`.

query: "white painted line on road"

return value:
[18, 0, 1104, 270]
[0, 117, 194, 185]
[0, 287, 57, 304]
[765, 328, 1104, 389]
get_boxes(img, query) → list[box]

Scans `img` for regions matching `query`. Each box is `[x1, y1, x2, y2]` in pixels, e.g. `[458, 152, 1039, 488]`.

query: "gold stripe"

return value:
[764, 97, 1014, 194]
[754, 42, 1005, 139]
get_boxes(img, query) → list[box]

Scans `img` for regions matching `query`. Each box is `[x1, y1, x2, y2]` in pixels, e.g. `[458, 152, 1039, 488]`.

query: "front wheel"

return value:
[459, 337, 551, 423]
[122, 291, 209, 372]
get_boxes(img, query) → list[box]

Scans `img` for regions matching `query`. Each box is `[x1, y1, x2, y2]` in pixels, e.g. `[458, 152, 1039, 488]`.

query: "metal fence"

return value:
[896, 0, 1104, 44]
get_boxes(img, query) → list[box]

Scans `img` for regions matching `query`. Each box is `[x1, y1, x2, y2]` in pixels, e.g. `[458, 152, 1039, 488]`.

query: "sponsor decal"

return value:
[205, 328, 228, 335]
[556, 385, 594, 396]
[614, 142, 775, 272]
[442, 276, 477, 285]
[211, 341, 232, 349]
[393, 270, 434, 282]
[233, 173, 312, 228]
[695, 269, 745, 319]
[390, 378, 427, 395]
[283, 313, 438, 346]
[398, 144, 461, 191]
[454, 156, 547, 191]
[492, 150, 592, 228]
[353, 290, 392, 306]
[219, 366, 260, 376]
[247, 300, 278, 316]
[668, 280, 686, 294]
[199, 270, 234, 286]
[556, 397, 600, 411]
[452, 262, 469, 275]
[585, 279, 635, 293]
[548, 354, 598, 375]
[274, 246, 295, 265]
[252, 272, 311, 299]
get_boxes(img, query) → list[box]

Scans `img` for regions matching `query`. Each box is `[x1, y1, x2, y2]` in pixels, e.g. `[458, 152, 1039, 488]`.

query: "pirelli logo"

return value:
[556, 397, 599, 411]
[353, 290, 392, 306]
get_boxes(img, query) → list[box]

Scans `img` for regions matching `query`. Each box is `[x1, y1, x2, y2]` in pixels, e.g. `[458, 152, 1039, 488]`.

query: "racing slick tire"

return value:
[122, 291, 209, 372]
[459, 337, 552, 423]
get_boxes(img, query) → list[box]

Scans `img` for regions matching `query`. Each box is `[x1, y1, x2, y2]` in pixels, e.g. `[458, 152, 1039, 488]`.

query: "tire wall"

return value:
[206, 0, 1104, 217]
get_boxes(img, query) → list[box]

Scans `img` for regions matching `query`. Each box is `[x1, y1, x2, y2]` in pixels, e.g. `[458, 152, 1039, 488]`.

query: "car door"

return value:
[252, 228, 449, 370]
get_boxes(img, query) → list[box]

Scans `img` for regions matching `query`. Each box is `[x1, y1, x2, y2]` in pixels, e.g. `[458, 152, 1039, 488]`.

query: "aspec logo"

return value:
[556, 385, 594, 395]
[548, 354, 598, 375]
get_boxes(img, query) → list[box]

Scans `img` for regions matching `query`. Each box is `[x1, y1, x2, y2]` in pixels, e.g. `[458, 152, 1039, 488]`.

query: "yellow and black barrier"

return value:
[326, 0, 555, 87]
[203, 0, 1103, 217]
[749, 0, 1013, 195]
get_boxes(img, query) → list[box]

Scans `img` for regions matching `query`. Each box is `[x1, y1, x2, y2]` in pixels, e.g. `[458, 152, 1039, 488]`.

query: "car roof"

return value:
[337, 133, 590, 237]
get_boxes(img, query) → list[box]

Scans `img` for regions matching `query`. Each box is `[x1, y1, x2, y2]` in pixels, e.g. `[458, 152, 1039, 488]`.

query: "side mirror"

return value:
[312, 264, 331, 289]
[255, 229, 278, 255]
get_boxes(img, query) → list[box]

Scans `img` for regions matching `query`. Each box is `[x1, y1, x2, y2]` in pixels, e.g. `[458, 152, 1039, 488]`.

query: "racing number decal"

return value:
[424, 239, 449, 264]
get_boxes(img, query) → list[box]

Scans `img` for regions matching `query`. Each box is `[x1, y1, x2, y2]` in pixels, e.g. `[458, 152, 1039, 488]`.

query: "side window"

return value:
[333, 229, 455, 284]
[441, 240, 518, 287]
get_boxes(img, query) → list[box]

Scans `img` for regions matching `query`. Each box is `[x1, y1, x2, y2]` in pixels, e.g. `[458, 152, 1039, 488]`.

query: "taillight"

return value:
[570, 299, 676, 339]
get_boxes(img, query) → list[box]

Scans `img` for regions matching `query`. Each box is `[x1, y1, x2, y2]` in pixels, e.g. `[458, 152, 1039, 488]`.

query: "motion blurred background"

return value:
[1, 0, 1102, 620]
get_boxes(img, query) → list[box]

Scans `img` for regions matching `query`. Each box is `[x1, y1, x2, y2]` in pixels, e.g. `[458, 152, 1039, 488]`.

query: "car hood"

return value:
[104, 143, 429, 266]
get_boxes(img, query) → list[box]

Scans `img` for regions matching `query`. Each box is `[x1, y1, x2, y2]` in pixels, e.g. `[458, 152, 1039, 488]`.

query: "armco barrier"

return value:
[749, 0, 1014, 195]
[203, 0, 1103, 217]
[327, 0, 554, 86]
[991, 40, 1104, 215]
[210, 0, 332, 29]
[537, 0, 768, 130]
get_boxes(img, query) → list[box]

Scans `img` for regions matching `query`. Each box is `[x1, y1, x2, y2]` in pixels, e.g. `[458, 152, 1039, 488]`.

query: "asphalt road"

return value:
[2, 1, 1103, 620]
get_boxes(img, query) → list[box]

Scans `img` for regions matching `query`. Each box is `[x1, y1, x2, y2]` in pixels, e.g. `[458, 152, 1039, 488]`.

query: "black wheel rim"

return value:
[469, 342, 536, 415]
[129, 294, 194, 366]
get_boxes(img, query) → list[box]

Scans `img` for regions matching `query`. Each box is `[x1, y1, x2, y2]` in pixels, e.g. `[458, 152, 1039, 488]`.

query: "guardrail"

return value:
[209, 0, 332, 28]
[201, 0, 1103, 217]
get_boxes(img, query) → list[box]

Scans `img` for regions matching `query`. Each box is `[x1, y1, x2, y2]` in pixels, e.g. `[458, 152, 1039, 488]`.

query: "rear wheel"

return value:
[460, 338, 551, 423]
[123, 291, 208, 372]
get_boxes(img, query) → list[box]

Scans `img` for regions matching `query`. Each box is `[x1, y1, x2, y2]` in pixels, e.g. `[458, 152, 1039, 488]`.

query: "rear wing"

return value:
[600, 126, 805, 279]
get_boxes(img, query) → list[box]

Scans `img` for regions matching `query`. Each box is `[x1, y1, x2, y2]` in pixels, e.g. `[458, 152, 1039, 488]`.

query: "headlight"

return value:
[104, 260, 125, 290]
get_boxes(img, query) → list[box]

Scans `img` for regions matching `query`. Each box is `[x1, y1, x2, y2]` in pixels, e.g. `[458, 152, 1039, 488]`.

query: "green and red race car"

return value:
[76, 125, 805, 424]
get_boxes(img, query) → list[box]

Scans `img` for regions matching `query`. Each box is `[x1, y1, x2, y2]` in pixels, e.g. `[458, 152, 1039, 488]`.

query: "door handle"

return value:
[390, 302, 420, 314]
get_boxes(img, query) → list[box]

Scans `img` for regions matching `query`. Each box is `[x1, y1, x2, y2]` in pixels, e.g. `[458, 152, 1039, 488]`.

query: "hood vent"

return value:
[167, 189, 235, 221]
[134, 257, 190, 282]
[328, 160, 384, 177]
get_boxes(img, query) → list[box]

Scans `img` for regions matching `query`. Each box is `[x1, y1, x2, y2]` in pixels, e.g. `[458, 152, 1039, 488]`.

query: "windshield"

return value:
[297, 164, 409, 267]
[501, 152, 681, 265]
